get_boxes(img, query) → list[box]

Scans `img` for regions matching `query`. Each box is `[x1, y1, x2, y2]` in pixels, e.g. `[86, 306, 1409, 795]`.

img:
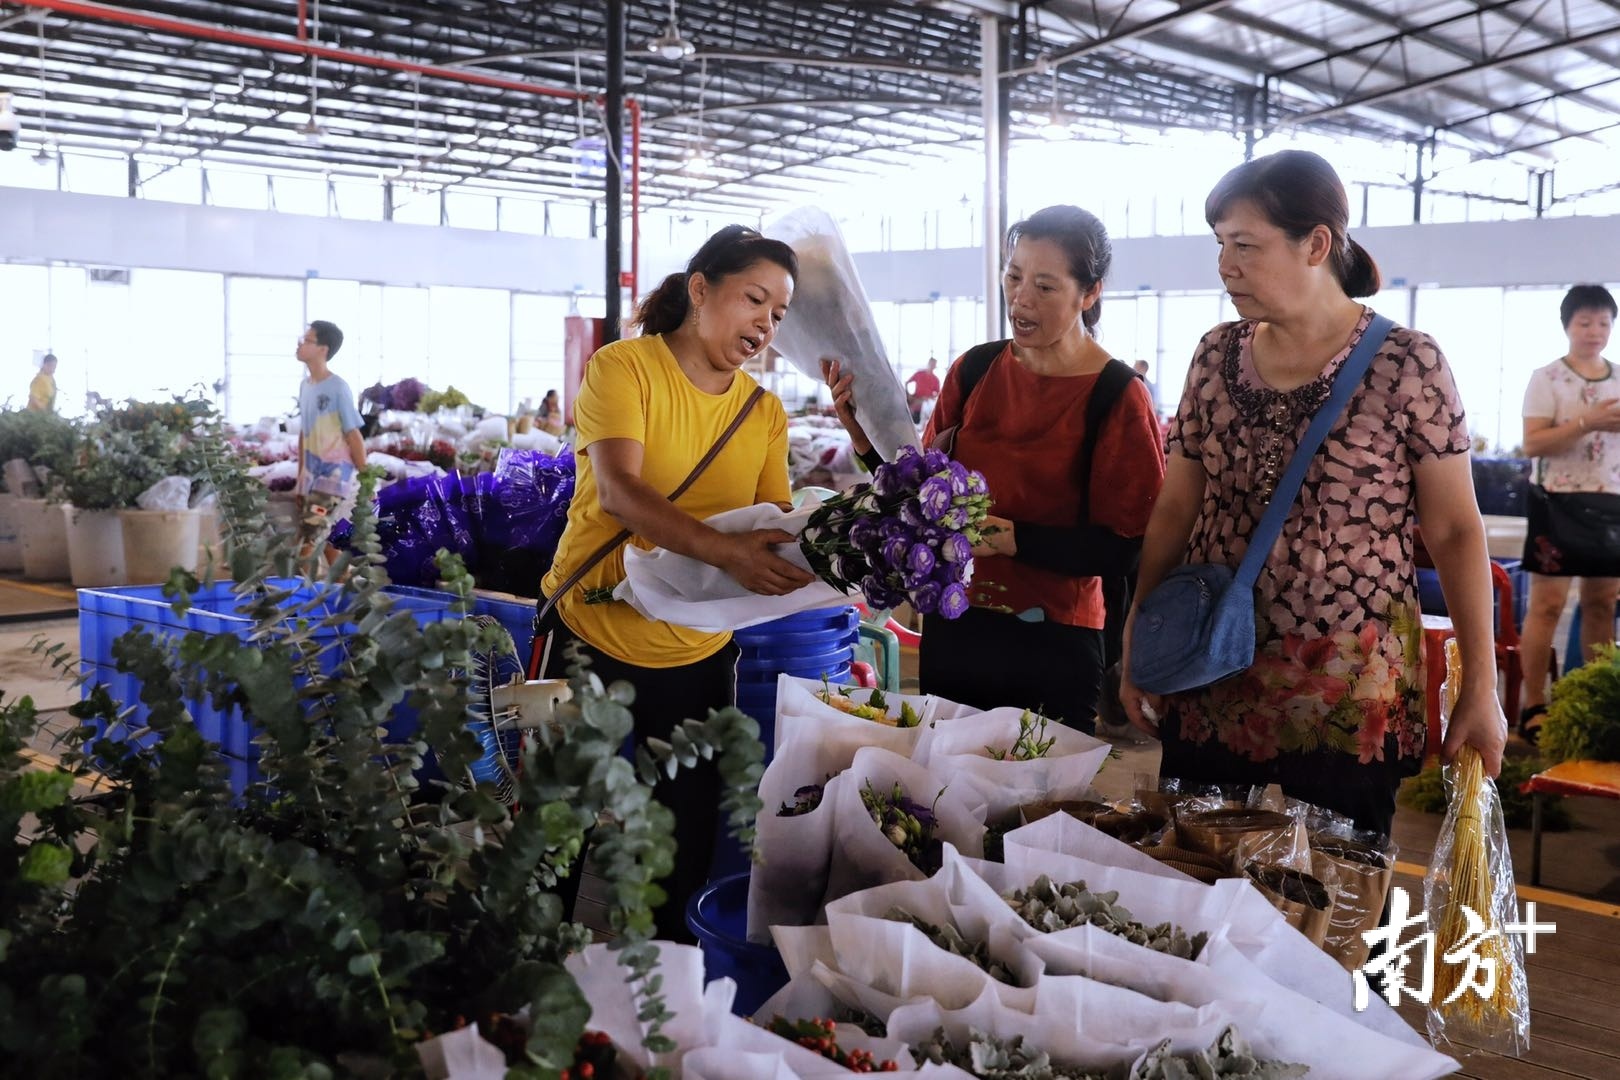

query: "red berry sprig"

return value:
[766, 1017, 899, 1072]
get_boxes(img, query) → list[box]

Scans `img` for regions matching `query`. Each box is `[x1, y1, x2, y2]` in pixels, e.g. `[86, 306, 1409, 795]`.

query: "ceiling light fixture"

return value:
[647, 0, 695, 60]
[685, 56, 712, 174]
[1039, 66, 1072, 141]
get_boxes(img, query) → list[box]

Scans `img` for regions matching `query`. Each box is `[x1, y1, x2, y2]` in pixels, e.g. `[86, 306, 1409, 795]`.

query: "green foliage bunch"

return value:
[0, 463, 764, 1078]
[0, 407, 78, 491]
[1398, 756, 1573, 831]
[1543, 644, 1620, 764]
[55, 393, 249, 512]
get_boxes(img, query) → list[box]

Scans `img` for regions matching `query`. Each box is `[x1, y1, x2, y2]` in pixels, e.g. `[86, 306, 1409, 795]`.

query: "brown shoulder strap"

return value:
[537, 384, 767, 622]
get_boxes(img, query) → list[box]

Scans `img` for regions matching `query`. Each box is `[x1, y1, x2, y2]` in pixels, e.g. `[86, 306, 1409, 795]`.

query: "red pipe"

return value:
[628, 97, 641, 305]
[28, 0, 590, 101]
[295, 0, 306, 41]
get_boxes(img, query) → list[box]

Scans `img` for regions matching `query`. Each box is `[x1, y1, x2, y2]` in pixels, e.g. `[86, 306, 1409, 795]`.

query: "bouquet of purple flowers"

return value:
[799, 446, 991, 619]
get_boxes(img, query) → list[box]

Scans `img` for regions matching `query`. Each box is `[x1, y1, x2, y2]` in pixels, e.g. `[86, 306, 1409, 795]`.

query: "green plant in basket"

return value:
[54, 425, 153, 510]
[0, 464, 764, 1078]
[0, 407, 77, 490]
[1542, 643, 1620, 764]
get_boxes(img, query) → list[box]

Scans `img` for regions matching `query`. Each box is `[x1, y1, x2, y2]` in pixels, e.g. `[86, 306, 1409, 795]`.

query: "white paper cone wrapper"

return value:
[913, 707, 1113, 819]
[415, 1025, 508, 1080]
[763, 207, 919, 464]
[1003, 810, 1196, 882]
[821, 746, 986, 907]
[615, 501, 851, 632]
[565, 941, 710, 1074]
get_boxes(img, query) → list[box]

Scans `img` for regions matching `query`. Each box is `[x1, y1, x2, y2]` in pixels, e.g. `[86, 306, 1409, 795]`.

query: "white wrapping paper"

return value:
[614, 500, 851, 632]
[912, 707, 1113, 820]
[1003, 809, 1195, 882]
[822, 856, 1044, 1012]
[564, 942, 712, 1075]
[764, 207, 918, 463]
[776, 675, 938, 758]
[686, 1012, 917, 1078]
[886, 983, 1245, 1075]
[415, 1024, 509, 1080]
[748, 681, 939, 941]
[999, 816, 1443, 1053]
[821, 746, 987, 906]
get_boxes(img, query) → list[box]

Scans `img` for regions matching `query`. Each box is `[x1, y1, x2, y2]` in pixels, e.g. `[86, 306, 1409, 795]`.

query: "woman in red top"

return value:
[825, 206, 1165, 730]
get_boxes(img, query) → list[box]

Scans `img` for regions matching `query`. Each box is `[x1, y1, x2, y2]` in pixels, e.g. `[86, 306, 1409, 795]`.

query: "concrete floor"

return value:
[0, 614, 80, 712]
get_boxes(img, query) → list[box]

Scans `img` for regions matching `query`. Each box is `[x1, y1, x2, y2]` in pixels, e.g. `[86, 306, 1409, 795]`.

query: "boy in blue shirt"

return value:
[295, 320, 365, 551]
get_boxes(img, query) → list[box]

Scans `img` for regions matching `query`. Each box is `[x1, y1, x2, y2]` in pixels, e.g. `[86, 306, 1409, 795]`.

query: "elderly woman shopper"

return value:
[825, 205, 1165, 732]
[1517, 284, 1620, 744]
[1121, 150, 1505, 838]
[535, 224, 813, 941]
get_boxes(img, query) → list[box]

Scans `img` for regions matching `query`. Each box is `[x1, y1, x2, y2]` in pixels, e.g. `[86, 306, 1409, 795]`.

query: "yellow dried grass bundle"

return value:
[1426, 640, 1530, 1054]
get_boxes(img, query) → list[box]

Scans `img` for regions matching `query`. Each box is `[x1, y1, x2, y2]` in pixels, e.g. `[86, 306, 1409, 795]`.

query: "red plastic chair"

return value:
[1413, 530, 1521, 760]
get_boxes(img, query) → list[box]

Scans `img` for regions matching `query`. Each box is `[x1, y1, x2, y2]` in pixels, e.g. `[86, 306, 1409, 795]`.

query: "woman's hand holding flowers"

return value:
[971, 514, 1015, 558]
[717, 528, 817, 596]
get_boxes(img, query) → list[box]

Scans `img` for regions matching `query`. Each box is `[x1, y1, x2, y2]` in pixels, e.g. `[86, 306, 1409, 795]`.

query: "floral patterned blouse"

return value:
[1164, 310, 1471, 767]
[1522, 357, 1620, 493]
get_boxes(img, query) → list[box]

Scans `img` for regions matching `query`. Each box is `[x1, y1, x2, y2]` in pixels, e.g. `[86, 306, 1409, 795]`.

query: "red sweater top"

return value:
[923, 343, 1165, 628]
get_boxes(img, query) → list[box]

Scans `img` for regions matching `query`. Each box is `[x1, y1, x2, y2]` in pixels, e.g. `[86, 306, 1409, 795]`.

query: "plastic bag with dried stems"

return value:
[1423, 640, 1531, 1055]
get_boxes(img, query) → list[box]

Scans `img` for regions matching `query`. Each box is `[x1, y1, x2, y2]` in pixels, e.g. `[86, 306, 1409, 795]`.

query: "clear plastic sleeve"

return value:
[1423, 642, 1531, 1055]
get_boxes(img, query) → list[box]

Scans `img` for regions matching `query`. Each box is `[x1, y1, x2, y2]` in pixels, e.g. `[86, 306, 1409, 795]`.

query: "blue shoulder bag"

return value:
[1129, 314, 1394, 696]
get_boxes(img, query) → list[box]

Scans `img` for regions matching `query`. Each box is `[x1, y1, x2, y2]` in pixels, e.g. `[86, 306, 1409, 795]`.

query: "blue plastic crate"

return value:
[77, 580, 460, 766]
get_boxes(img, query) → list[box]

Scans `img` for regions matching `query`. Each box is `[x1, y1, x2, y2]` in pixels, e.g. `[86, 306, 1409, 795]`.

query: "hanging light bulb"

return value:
[686, 147, 713, 174]
[1039, 66, 1073, 141]
[647, 0, 696, 60]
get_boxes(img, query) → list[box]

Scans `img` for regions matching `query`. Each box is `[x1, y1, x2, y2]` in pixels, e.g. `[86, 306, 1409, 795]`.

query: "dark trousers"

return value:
[1158, 708, 1407, 840]
[919, 606, 1105, 733]
[537, 600, 739, 943]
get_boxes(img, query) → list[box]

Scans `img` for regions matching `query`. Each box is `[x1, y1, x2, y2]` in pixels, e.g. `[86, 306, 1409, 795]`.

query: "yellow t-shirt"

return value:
[540, 334, 791, 668]
[27, 373, 55, 412]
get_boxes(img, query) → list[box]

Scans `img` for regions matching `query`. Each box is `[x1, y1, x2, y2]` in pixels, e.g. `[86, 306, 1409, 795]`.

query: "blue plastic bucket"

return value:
[686, 872, 788, 1018]
[734, 607, 859, 642]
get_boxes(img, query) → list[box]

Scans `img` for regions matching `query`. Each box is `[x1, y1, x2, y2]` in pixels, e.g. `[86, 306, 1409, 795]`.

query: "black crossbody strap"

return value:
[1076, 358, 1140, 524]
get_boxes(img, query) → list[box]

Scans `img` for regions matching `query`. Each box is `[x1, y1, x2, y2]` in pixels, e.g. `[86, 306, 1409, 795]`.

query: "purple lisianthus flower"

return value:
[871, 463, 900, 498]
[917, 475, 953, 522]
[893, 450, 925, 489]
[880, 535, 911, 572]
[910, 581, 943, 615]
[940, 531, 972, 564]
[847, 515, 880, 552]
[967, 470, 989, 497]
[900, 499, 930, 528]
[878, 518, 909, 541]
[906, 542, 936, 578]
[947, 462, 971, 497]
[938, 582, 971, 619]
[922, 448, 951, 474]
[940, 506, 969, 531]
[832, 553, 863, 582]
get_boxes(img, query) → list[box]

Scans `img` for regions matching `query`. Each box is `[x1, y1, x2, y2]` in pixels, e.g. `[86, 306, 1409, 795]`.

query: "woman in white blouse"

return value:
[1518, 283, 1620, 743]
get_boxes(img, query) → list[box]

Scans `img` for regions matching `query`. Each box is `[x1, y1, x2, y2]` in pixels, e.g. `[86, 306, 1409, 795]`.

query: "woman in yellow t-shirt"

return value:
[537, 224, 813, 941]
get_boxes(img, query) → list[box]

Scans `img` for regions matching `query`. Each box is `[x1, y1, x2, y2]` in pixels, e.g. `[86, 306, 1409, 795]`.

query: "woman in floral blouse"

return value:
[1120, 150, 1506, 837]
[1517, 284, 1620, 743]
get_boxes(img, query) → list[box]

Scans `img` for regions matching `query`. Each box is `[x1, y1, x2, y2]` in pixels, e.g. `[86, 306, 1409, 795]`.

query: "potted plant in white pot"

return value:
[96, 397, 210, 584]
[55, 424, 145, 588]
[0, 409, 28, 571]
[4, 409, 77, 580]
